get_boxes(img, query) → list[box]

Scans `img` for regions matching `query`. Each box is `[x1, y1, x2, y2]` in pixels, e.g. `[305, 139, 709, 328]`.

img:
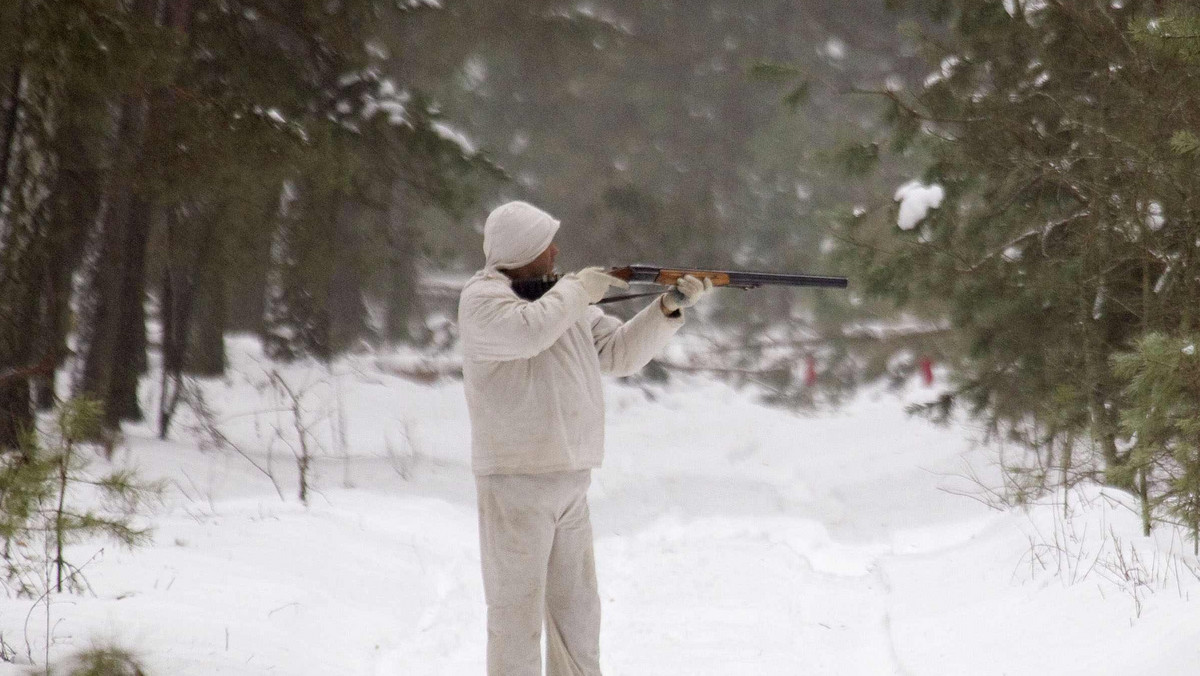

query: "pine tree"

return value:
[842, 0, 1200, 516]
[1112, 334, 1200, 546]
[0, 0, 168, 448]
[0, 398, 157, 598]
[148, 1, 499, 434]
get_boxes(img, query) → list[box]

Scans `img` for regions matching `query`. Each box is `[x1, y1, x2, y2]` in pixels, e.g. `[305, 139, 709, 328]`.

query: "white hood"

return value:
[483, 201, 560, 269]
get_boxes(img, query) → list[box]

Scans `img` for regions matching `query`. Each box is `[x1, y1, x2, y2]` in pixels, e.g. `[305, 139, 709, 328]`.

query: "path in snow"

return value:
[366, 375, 998, 675]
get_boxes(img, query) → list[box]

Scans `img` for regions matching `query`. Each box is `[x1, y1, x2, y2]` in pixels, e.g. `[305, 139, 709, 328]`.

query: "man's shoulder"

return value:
[458, 270, 519, 322]
[460, 270, 512, 301]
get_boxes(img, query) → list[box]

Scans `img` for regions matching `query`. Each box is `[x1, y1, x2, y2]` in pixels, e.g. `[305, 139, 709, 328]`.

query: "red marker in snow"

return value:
[920, 356, 934, 386]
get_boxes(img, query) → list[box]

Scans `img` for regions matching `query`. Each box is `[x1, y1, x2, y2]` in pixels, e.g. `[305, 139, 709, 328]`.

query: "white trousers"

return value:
[475, 470, 602, 676]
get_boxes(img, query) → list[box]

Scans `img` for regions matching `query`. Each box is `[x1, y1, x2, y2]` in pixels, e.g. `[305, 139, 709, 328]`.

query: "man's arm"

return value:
[588, 301, 684, 377]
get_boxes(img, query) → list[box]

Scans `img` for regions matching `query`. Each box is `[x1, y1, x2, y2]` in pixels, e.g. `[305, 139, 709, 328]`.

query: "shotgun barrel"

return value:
[607, 265, 849, 290]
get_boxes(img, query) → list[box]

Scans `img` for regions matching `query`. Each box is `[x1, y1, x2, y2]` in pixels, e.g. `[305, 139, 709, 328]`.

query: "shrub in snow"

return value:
[34, 645, 148, 676]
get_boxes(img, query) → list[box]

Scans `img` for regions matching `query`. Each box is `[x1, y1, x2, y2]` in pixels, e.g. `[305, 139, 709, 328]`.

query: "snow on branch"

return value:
[430, 121, 477, 156]
[961, 228, 1041, 273]
[894, 180, 945, 230]
[959, 210, 1092, 273]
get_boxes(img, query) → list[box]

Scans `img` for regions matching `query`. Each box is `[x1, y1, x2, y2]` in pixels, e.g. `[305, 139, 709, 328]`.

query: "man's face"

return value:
[499, 240, 559, 280]
[527, 241, 559, 277]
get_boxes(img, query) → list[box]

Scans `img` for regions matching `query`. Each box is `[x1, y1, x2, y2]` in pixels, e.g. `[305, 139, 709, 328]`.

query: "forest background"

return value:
[4, 0, 1200, 577]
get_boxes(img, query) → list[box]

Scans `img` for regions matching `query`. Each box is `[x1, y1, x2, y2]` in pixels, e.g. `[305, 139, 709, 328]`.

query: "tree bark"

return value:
[75, 92, 149, 429]
[0, 0, 30, 203]
[1080, 295, 1129, 489]
[105, 193, 152, 423]
[184, 220, 227, 376]
[383, 189, 427, 344]
[34, 119, 105, 409]
[0, 1, 52, 451]
[78, 0, 192, 428]
[0, 371, 32, 452]
[329, 198, 368, 354]
[0, 215, 45, 453]
[187, 281, 228, 376]
[226, 213, 271, 334]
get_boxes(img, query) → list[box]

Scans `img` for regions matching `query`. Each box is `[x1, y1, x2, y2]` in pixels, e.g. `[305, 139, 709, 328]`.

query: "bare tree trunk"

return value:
[75, 92, 150, 429]
[105, 193, 152, 423]
[0, 0, 34, 451]
[0, 208, 47, 452]
[0, 0, 30, 203]
[77, 0, 187, 429]
[1137, 259, 1153, 535]
[263, 186, 336, 362]
[184, 219, 226, 376]
[383, 191, 427, 344]
[187, 276, 228, 376]
[1081, 295, 1128, 489]
[157, 224, 189, 440]
[0, 49, 58, 452]
[159, 208, 221, 436]
[329, 198, 369, 354]
[34, 117, 105, 410]
[226, 209, 272, 334]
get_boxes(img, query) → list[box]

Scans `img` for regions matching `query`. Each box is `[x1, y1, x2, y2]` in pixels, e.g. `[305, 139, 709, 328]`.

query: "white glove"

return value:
[661, 275, 713, 313]
[576, 266, 630, 303]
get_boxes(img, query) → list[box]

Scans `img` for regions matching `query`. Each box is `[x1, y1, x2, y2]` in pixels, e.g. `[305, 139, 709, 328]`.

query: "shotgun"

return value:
[596, 265, 848, 304]
[509, 265, 848, 304]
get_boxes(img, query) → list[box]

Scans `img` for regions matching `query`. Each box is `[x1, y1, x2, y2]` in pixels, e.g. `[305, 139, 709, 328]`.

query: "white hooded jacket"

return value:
[458, 202, 684, 475]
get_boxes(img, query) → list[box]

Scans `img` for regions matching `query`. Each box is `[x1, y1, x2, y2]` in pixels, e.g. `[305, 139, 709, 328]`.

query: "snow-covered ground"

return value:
[3, 334, 1200, 674]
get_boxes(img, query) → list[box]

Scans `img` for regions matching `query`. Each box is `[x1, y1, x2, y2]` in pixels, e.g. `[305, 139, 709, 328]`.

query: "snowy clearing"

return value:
[2, 334, 1199, 675]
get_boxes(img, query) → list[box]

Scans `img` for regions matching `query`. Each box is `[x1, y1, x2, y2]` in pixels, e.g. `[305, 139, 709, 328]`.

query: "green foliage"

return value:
[837, 142, 882, 178]
[841, 0, 1200, 515]
[782, 81, 812, 112]
[59, 399, 105, 445]
[1169, 130, 1200, 155]
[0, 433, 55, 543]
[2, 398, 159, 597]
[210, 4, 504, 358]
[1131, 7, 1200, 61]
[748, 61, 805, 82]
[748, 63, 812, 112]
[1112, 333, 1200, 549]
[2, 0, 499, 393]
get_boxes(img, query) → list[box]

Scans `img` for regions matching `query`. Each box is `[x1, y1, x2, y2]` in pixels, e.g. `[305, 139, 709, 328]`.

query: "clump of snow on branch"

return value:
[1003, 0, 1048, 16]
[894, 180, 945, 230]
[1145, 201, 1165, 231]
[823, 38, 847, 61]
[431, 122, 477, 155]
[923, 56, 960, 88]
[546, 3, 633, 34]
